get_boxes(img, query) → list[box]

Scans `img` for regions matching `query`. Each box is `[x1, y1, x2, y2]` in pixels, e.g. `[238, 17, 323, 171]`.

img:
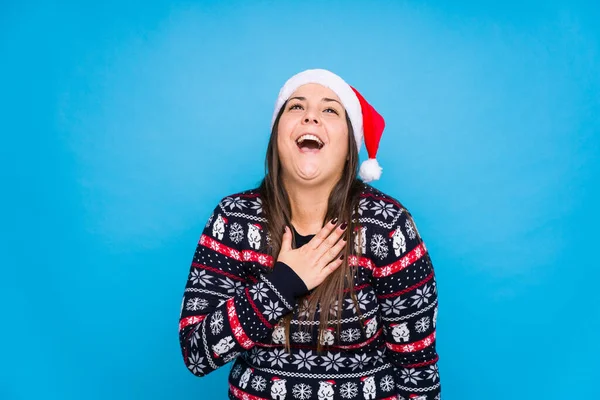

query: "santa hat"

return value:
[271, 376, 280, 381]
[360, 376, 369, 382]
[271, 69, 385, 182]
[253, 223, 262, 230]
[325, 380, 336, 385]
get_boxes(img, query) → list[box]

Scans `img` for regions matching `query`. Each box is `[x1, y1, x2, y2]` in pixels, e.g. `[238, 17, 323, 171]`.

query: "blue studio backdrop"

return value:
[1, 1, 598, 399]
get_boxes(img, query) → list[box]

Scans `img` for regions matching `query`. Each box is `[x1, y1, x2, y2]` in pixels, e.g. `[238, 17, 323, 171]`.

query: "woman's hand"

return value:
[277, 219, 348, 291]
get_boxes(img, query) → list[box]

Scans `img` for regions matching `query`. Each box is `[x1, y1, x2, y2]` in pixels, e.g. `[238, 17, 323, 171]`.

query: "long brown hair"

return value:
[258, 101, 365, 352]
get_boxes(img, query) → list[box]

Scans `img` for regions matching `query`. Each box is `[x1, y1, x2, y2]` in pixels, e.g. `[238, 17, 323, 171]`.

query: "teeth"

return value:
[296, 134, 324, 147]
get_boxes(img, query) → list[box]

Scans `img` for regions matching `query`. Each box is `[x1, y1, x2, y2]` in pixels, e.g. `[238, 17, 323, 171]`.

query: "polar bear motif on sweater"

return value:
[238, 367, 253, 389]
[272, 325, 286, 344]
[318, 380, 335, 400]
[212, 335, 235, 357]
[270, 377, 287, 400]
[212, 214, 227, 240]
[365, 318, 378, 338]
[320, 328, 335, 346]
[390, 225, 406, 257]
[391, 322, 410, 343]
[361, 376, 376, 400]
[354, 226, 367, 254]
[247, 223, 262, 250]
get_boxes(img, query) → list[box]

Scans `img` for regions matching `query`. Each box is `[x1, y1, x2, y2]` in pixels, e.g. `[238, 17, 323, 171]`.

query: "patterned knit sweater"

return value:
[178, 184, 441, 400]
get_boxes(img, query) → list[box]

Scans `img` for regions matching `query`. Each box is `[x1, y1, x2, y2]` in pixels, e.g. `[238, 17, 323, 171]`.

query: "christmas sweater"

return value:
[178, 184, 441, 400]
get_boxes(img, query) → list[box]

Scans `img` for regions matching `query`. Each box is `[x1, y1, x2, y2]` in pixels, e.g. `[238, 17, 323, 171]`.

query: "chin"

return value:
[295, 168, 342, 186]
[280, 155, 343, 186]
[294, 170, 322, 183]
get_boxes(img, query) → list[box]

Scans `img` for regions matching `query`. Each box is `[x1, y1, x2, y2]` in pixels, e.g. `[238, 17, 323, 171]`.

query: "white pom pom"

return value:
[359, 158, 382, 182]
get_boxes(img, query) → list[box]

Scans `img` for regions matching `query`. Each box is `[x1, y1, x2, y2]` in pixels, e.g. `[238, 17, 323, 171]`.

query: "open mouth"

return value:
[296, 134, 324, 151]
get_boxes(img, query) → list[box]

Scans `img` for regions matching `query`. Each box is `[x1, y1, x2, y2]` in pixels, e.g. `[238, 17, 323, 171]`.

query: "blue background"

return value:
[1, 1, 599, 399]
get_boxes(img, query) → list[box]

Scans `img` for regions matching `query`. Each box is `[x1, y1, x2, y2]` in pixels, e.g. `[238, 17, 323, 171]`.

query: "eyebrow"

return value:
[288, 96, 342, 105]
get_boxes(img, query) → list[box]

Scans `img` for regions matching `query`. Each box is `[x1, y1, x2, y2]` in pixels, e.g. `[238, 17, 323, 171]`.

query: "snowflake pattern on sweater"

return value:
[179, 184, 441, 399]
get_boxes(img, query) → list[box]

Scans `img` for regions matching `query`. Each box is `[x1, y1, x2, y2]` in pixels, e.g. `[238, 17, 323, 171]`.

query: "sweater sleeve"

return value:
[369, 208, 441, 399]
[178, 200, 308, 377]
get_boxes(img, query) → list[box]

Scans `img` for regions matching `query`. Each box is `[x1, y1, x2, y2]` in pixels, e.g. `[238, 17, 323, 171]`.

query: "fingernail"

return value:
[339, 254, 344, 260]
[331, 217, 338, 224]
[283, 226, 287, 233]
[340, 222, 348, 230]
[343, 235, 347, 241]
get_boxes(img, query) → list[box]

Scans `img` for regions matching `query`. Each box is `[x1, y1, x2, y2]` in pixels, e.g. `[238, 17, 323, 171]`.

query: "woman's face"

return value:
[277, 83, 349, 186]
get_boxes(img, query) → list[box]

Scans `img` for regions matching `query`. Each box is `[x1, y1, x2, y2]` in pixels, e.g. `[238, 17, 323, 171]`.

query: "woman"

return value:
[179, 69, 441, 400]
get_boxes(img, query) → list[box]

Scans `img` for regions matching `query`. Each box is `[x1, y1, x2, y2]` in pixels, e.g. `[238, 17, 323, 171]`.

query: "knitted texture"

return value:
[178, 184, 441, 400]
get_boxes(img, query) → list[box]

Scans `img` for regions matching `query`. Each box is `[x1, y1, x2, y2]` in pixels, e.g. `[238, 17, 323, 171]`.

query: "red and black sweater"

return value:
[178, 184, 441, 400]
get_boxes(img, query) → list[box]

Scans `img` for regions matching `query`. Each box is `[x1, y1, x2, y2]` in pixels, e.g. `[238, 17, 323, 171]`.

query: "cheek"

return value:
[276, 131, 295, 165]
[276, 119, 291, 144]
[276, 132, 293, 154]
[277, 115, 296, 136]
[334, 143, 349, 165]
[329, 124, 350, 157]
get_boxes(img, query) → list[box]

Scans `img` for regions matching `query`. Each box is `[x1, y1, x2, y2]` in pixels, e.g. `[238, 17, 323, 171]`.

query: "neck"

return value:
[283, 178, 337, 236]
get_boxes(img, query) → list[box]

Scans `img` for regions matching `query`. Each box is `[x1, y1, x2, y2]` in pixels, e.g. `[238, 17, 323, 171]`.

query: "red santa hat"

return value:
[271, 69, 386, 182]
[253, 223, 262, 230]
[324, 380, 336, 385]
[360, 376, 369, 382]
[271, 376, 280, 381]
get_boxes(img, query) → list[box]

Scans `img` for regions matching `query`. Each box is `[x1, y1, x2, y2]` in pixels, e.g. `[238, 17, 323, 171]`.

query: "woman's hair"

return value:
[258, 101, 365, 352]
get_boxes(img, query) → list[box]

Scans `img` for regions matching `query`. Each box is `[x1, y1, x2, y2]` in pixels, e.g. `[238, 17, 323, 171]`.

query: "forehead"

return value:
[289, 83, 342, 102]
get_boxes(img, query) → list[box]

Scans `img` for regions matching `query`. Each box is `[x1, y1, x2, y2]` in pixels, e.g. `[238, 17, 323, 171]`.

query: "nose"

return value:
[302, 108, 320, 125]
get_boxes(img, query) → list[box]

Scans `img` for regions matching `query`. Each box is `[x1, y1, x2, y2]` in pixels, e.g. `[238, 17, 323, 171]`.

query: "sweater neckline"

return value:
[292, 225, 315, 247]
